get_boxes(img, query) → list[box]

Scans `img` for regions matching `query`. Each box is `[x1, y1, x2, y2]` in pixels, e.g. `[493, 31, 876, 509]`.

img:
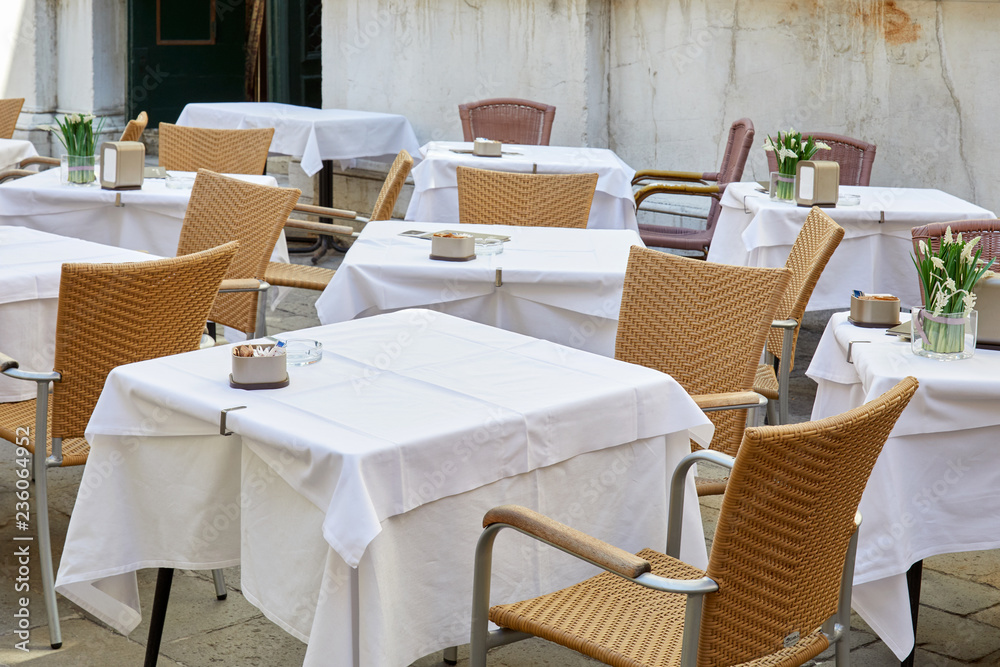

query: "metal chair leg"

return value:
[443, 646, 458, 664]
[144, 568, 174, 667]
[33, 391, 61, 648]
[212, 569, 227, 600]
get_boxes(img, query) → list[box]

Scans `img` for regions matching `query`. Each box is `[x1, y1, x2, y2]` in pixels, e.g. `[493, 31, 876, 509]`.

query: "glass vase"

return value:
[769, 171, 796, 201]
[60, 154, 99, 186]
[911, 308, 977, 360]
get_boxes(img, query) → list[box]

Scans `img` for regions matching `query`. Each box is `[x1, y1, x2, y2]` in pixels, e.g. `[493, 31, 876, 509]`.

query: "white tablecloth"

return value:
[0, 138, 37, 169]
[806, 311, 1000, 659]
[315, 221, 644, 356]
[0, 169, 289, 262]
[55, 310, 712, 667]
[175, 102, 422, 176]
[708, 183, 996, 310]
[0, 227, 159, 402]
[404, 141, 639, 232]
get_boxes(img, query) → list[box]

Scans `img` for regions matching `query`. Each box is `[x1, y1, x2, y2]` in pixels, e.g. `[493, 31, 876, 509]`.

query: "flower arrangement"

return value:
[47, 113, 105, 184]
[763, 129, 830, 199]
[912, 228, 995, 355]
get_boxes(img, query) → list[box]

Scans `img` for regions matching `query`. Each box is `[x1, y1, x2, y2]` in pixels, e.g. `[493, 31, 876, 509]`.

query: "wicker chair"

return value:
[19, 111, 150, 170]
[177, 170, 301, 336]
[264, 149, 415, 292]
[456, 166, 597, 228]
[0, 242, 239, 649]
[766, 132, 876, 186]
[459, 98, 556, 146]
[470, 376, 919, 667]
[616, 247, 790, 494]
[0, 97, 24, 138]
[634, 118, 755, 258]
[158, 123, 274, 174]
[754, 208, 845, 425]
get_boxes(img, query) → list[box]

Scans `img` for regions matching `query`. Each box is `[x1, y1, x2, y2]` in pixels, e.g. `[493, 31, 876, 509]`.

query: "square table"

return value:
[806, 311, 1000, 660]
[404, 141, 639, 232]
[0, 168, 289, 261]
[707, 183, 996, 310]
[175, 102, 423, 176]
[314, 221, 644, 357]
[55, 310, 712, 667]
[0, 226, 159, 403]
[0, 137, 38, 169]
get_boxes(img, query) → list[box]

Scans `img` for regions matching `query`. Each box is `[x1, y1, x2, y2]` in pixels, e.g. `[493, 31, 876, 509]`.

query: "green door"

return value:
[127, 0, 248, 125]
[268, 0, 322, 108]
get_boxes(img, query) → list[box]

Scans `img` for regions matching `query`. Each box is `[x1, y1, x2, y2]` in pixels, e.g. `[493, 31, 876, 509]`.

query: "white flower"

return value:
[763, 136, 776, 152]
[944, 226, 954, 244]
[956, 232, 963, 244]
[67, 113, 80, 124]
[930, 256, 945, 270]
[961, 237, 981, 265]
[778, 147, 798, 162]
[963, 291, 978, 312]
[919, 240, 929, 257]
[933, 289, 949, 314]
[945, 277, 957, 291]
[814, 141, 831, 151]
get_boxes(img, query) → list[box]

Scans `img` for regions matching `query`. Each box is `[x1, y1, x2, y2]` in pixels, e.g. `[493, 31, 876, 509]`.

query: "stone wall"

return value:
[323, 0, 1000, 215]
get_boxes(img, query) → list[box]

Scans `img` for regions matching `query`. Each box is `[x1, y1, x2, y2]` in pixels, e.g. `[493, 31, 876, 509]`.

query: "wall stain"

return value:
[855, 0, 921, 46]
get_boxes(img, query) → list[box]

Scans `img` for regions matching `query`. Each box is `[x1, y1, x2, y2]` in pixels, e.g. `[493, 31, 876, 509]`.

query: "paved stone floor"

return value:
[1, 249, 999, 666]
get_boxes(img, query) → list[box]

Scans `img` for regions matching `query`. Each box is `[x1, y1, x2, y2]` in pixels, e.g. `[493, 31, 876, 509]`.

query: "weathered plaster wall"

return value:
[323, 0, 1000, 214]
[609, 0, 997, 212]
[322, 0, 611, 148]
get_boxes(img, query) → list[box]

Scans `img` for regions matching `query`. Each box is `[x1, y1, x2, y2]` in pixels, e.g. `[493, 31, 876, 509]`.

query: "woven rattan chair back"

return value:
[0, 98, 25, 139]
[50, 243, 238, 438]
[766, 132, 876, 186]
[120, 111, 148, 142]
[910, 219, 1000, 305]
[767, 208, 844, 369]
[158, 123, 274, 174]
[616, 247, 791, 456]
[369, 150, 414, 220]
[459, 98, 556, 146]
[699, 376, 917, 667]
[456, 166, 597, 228]
[703, 118, 756, 238]
[176, 170, 300, 332]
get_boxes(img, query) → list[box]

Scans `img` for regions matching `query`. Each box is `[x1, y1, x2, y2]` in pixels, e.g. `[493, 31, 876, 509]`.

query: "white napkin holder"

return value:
[100, 141, 145, 190]
[974, 276, 1000, 345]
[473, 138, 502, 157]
[430, 232, 475, 261]
[796, 160, 839, 208]
[850, 294, 900, 327]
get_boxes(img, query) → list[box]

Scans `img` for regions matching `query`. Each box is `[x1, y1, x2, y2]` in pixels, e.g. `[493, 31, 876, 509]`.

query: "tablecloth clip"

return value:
[532, 163, 538, 174]
[220, 405, 247, 436]
[495, 268, 502, 287]
[743, 195, 752, 214]
[846, 340, 871, 364]
[879, 210, 885, 224]
[114, 193, 123, 207]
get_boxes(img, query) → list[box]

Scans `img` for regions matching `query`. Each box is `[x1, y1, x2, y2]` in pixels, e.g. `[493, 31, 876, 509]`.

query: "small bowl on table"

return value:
[230, 344, 289, 389]
[430, 232, 476, 262]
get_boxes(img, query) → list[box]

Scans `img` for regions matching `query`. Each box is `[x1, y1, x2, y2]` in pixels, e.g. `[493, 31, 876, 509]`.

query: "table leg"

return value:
[900, 560, 923, 667]
[144, 568, 174, 667]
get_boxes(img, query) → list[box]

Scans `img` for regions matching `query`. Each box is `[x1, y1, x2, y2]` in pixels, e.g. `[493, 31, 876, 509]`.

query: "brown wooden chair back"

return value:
[459, 98, 556, 146]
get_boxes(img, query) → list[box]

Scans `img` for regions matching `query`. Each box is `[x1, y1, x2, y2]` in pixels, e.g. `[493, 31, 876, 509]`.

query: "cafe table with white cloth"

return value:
[805, 310, 1000, 660]
[0, 168, 289, 262]
[707, 182, 996, 310]
[0, 226, 158, 403]
[0, 137, 38, 169]
[314, 220, 643, 357]
[55, 309, 713, 667]
[175, 102, 422, 175]
[404, 141, 639, 232]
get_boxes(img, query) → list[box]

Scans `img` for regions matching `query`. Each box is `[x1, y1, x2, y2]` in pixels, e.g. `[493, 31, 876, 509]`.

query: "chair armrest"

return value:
[0, 169, 33, 183]
[219, 278, 268, 293]
[19, 156, 60, 169]
[293, 202, 358, 220]
[692, 391, 767, 413]
[771, 318, 799, 330]
[484, 505, 651, 579]
[632, 170, 710, 186]
[0, 351, 61, 383]
[284, 218, 356, 237]
[635, 182, 720, 208]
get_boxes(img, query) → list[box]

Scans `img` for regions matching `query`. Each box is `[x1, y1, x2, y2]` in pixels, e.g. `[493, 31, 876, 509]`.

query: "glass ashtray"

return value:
[475, 238, 504, 255]
[838, 194, 861, 206]
[165, 174, 195, 189]
[283, 339, 323, 366]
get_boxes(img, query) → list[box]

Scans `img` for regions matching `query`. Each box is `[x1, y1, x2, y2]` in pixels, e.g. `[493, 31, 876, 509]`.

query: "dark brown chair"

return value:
[469, 377, 919, 667]
[766, 132, 876, 186]
[0, 97, 24, 138]
[459, 98, 556, 146]
[633, 118, 755, 258]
